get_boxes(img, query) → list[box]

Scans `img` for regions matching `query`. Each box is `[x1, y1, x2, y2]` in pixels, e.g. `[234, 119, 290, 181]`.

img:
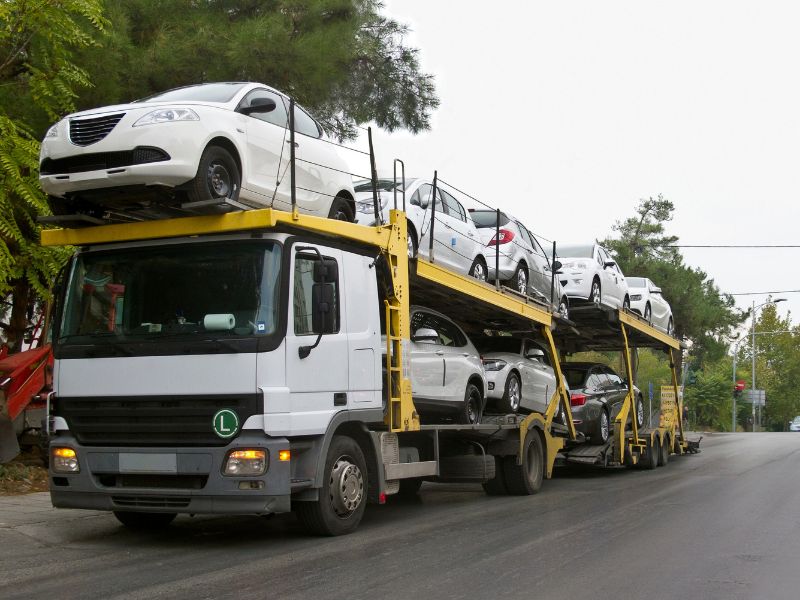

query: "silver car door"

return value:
[409, 311, 445, 400]
[437, 315, 473, 402]
[238, 89, 290, 206]
[527, 229, 552, 301]
[521, 340, 549, 413]
[439, 190, 477, 274]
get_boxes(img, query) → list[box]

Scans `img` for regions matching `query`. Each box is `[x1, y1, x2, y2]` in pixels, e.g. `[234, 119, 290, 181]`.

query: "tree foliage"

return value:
[603, 196, 744, 368]
[0, 0, 106, 349]
[74, 0, 439, 140]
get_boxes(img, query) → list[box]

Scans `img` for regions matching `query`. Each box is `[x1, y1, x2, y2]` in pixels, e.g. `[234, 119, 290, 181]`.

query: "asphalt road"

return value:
[2, 432, 799, 600]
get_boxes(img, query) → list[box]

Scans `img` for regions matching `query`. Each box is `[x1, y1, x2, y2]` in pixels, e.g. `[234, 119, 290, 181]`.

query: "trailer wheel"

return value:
[502, 431, 544, 495]
[113, 511, 176, 530]
[642, 436, 659, 470]
[482, 456, 509, 495]
[658, 436, 670, 466]
[295, 435, 367, 536]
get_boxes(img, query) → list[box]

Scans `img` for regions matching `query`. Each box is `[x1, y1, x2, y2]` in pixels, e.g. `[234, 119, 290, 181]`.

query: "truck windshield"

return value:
[59, 242, 281, 344]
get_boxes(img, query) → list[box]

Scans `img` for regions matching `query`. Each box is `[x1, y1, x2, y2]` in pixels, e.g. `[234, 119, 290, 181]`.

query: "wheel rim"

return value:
[329, 455, 364, 518]
[473, 262, 486, 282]
[559, 300, 568, 319]
[333, 208, 350, 221]
[508, 376, 521, 411]
[600, 411, 609, 441]
[637, 399, 644, 427]
[645, 305, 652, 323]
[623, 297, 630, 311]
[467, 389, 481, 423]
[516, 268, 527, 294]
[591, 282, 601, 306]
[407, 234, 415, 258]
[208, 162, 233, 198]
[668, 319, 674, 335]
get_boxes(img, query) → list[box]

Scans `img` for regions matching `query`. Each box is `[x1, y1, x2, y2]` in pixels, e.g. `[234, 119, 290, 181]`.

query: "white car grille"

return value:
[69, 113, 125, 146]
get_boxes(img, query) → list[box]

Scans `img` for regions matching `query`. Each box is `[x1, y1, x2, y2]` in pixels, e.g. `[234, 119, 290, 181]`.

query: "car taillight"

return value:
[489, 229, 515, 245]
[570, 393, 587, 407]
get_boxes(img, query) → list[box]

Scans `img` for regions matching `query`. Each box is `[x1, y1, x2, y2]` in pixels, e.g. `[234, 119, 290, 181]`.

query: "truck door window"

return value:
[294, 254, 339, 335]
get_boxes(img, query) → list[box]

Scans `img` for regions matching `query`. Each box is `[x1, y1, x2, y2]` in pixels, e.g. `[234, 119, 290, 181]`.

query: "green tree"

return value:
[74, 0, 439, 140]
[684, 358, 733, 431]
[603, 197, 744, 373]
[0, 0, 106, 350]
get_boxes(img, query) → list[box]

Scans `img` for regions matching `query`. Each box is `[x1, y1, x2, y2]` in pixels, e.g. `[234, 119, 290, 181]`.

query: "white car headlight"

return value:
[356, 196, 388, 214]
[482, 359, 507, 371]
[631, 294, 642, 301]
[45, 123, 60, 139]
[133, 108, 199, 127]
[564, 261, 588, 270]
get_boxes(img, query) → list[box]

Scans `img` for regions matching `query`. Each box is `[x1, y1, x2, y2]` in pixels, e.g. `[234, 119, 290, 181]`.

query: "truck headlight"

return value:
[133, 108, 199, 127]
[223, 449, 267, 476]
[52, 447, 80, 473]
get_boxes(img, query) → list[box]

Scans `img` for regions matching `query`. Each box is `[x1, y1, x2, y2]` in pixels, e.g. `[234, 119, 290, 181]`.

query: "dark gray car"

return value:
[561, 362, 644, 444]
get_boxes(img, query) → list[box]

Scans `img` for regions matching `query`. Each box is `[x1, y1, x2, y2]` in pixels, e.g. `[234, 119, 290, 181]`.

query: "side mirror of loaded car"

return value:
[651, 286, 662, 294]
[240, 97, 277, 116]
[419, 196, 430, 210]
[526, 349, 545, 361]
[552, 260, 562, 272]
[412, 327, 438, 344]
[604, 261, 616, 268]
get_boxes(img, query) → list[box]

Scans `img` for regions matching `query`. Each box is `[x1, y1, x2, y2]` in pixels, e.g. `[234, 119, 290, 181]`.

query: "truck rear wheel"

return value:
[502, 431, 544, 495]
[658, 436, 670, 466]
[482, 456, 509, 495]
[113, 511, 176, 530]
[642, 436, 659, 470]
[295, 435, 367, 536]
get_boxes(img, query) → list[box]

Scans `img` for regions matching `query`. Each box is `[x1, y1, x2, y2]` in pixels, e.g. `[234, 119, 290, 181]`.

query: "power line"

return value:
[669, 245, 800, 248]
[729, 290, 800, 296]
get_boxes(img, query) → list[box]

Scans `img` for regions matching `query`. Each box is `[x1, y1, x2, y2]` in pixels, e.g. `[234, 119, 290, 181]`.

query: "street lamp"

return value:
[749, 298, 785, 431]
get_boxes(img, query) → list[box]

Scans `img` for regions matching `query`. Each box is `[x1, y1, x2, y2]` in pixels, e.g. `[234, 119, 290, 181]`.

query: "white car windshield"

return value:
[558, 244, 594, 258]
[137, 83, 248, 103]
[627, 277, 647, 287]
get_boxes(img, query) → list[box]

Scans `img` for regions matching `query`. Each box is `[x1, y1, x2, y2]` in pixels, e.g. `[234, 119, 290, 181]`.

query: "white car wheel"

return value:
[189, 145, 240, 203]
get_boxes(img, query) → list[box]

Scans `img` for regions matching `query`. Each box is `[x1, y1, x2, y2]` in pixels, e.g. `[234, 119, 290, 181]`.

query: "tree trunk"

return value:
[6, 279, 32, 353]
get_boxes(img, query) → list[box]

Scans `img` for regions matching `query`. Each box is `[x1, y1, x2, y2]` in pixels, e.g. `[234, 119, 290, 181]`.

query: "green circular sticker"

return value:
[212, 409, 240, 439]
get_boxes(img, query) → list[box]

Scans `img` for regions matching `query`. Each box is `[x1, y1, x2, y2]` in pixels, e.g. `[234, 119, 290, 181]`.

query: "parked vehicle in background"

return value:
[627, 277, 674, 335]
[409, 306, 487, 424]
[355, 179, 489, 280]
[789, 416, 800, 432]
[557, 243, 630, 310]
[475, 336, 566, 415]
[40, 82, 356, 221]
[561, 362, 644, 443]
[469, 209, 569, 316]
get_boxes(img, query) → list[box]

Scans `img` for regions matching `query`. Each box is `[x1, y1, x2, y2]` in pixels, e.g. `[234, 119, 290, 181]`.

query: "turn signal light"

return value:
[223, 449, 267, 476]
[278, 450, 291, 462]
[570, 393, 587, 407]
[52, 447, 80, 473]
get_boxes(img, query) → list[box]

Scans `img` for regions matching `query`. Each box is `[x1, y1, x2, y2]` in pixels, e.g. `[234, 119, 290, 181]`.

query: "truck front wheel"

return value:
[113, 511, 176, 530]
[295, 435, 367, 536]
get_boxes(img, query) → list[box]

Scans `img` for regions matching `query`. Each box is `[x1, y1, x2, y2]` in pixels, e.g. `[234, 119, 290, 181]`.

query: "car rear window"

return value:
[562, 367, 588, 388]
[139, 83, 247, 103]
[558, 244, 594, 258]
[469, 210, 510, 228]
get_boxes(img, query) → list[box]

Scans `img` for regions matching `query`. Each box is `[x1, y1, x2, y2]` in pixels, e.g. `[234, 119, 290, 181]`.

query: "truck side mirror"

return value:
[311, 283, 336, 334]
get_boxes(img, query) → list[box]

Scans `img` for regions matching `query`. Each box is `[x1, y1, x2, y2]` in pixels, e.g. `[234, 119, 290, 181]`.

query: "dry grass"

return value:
[0, 451, 49, 495]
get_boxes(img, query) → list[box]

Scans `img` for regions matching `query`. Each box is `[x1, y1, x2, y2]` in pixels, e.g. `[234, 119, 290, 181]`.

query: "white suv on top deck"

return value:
[557, 243, 630, 310]
[39, 82, 356, 221]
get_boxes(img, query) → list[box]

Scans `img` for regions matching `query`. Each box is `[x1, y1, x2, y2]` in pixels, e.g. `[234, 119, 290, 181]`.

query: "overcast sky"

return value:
[347, 0, 800, 326]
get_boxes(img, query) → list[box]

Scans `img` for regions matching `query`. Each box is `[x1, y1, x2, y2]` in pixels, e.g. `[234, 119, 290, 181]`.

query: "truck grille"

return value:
[55, 393, 262, 447]
[69, 113, 125, 146]
[112, 495, 191, 508]
[40, 147, 169, 175]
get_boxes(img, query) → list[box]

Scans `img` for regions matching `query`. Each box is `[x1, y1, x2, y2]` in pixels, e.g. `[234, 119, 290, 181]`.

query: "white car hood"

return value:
[65, 100, 231, 119]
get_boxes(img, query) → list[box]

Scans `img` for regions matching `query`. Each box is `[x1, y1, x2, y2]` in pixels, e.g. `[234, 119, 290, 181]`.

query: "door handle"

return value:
[286, 141, 299, 147]
[435, 350, 444, 356]
[462, 352, 470, 357]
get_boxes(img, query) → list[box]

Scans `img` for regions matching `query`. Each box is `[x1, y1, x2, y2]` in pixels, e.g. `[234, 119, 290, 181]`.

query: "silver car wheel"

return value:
[559, 299, 569, 320]
[599, 410, 609, 443]
[637, 397, 644, 428]
[508, 376, 521, 412]
[591, 280, 601, 307]
[407, 232, 415, 258]
[516, 266, 528, 295]
[471, 261, 487, 282]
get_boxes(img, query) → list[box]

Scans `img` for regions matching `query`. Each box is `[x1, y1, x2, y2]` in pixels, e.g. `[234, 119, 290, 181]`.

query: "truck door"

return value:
[285, 246, 350, 426]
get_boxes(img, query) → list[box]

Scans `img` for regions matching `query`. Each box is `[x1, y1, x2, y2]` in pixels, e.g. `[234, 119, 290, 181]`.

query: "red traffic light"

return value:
[735, 380, 746, 391]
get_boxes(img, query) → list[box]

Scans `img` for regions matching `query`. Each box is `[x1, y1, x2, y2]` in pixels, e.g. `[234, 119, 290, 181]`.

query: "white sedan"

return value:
[354, 178, 490, 280]
[40, 82, 356, 221]
[557, 243, 630, 310]
[627, 277, 674, 335]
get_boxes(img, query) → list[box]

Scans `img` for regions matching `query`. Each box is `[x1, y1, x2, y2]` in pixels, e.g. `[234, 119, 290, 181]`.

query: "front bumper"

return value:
[561, 271, 593, 301]
[484, 368, 508, 401]
[48, 432, 292, 515]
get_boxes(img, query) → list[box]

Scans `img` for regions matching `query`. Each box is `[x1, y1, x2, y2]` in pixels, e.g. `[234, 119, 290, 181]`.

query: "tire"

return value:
[407, 225, 418, 259]
[328, 196, 355, 222]
[188, 145, 240, 203]
[642, 436, 659, 470]
[482, 456, 509, 495]
[590, 279, 601, 307]
[499, 372, 522, 413]
[459, 383, 483, 424]
[658, 436, 670, 466]
[559, 297, 569, 320]
[636, 395, 645, 429]
[644, 303, 652, 324]
[622, 295, 631, 311]
[502, 431, 544, 495]
[592, 408, 610, 444]
[113, 511, 176, 530]
[513, 263, 529, 295]
[469, 257, 488, 282]
[667, 317, 674, 337]
[397, 477, 423, 497]
[295, 436, 367, 536]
